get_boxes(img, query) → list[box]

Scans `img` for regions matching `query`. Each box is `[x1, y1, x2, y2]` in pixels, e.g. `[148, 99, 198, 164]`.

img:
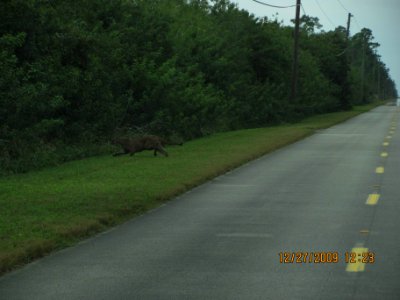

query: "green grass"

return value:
[0, 102, 382, 274]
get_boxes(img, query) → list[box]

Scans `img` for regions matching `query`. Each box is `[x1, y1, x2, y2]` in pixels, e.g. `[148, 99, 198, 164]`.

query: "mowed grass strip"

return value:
[0, 103, 382, 274]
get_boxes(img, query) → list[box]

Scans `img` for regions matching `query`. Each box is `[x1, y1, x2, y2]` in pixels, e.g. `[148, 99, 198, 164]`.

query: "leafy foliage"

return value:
[0, 0, 397, 174]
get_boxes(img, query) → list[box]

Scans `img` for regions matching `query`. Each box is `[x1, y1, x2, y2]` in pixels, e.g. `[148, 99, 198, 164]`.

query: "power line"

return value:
[353, 16, 362, 30]
[335, 0, 362, 30]
[301, 3, 306, 15]
[336, 0, 350, 13]
[251, 0, 296, 9]
[315, 0, 336, 28]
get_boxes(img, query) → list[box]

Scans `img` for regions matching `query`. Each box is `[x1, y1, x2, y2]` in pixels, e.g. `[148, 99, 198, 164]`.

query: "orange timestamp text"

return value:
[278, 251, 375, 264]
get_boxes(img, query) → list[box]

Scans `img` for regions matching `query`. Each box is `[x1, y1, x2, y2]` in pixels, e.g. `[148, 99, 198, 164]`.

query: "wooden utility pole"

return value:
[361, 37, 366, 102]
[346, 13, 353, 41]
[378, 63, 381, 99]
[290, 0, 301, 102]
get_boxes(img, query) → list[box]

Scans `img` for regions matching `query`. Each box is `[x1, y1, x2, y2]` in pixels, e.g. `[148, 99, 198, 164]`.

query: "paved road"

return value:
[1, 106, 399, 300]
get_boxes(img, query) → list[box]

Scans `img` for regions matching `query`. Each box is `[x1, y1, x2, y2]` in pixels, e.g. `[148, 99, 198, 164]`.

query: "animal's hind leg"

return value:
[113, 151, 127, 156]
[113, 149, 129, 157]
[156, 147, 168, 157]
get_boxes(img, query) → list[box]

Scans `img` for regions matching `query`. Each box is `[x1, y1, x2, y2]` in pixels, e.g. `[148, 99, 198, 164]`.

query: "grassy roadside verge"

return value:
[0, 102, 383, 275]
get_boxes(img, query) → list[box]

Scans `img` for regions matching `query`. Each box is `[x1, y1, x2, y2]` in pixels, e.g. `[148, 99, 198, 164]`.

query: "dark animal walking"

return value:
[112, 135, 169, 157]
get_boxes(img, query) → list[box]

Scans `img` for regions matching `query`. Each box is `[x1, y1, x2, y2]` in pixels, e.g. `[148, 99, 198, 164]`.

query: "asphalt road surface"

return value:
[1, 105, 399, 300]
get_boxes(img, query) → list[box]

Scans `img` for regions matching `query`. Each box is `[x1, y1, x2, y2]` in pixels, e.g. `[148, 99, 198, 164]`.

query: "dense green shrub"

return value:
[0, 0, 397, 175]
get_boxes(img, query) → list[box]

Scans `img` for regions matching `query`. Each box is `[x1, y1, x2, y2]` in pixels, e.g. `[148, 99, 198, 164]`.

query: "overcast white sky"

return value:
[233, 0, 400, 95]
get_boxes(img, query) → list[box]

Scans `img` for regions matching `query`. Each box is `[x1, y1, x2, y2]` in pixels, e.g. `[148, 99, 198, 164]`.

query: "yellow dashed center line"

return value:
[348, 118, 393, 273]
[346, 247, 369, 272]
[366, 193, 380, 205]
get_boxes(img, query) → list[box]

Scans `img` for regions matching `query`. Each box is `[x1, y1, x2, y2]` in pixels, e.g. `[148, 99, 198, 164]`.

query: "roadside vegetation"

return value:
[0, 102, 384, 274]
[1, 0, 397, 175]
[0, 0, 397, 276]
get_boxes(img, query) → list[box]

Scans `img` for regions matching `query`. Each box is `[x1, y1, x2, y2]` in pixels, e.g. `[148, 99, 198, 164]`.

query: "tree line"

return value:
[0, 0, 397, 175]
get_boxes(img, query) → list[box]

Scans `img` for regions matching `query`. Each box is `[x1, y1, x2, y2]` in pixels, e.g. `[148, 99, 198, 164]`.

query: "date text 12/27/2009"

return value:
[278, 252, 375, 264]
